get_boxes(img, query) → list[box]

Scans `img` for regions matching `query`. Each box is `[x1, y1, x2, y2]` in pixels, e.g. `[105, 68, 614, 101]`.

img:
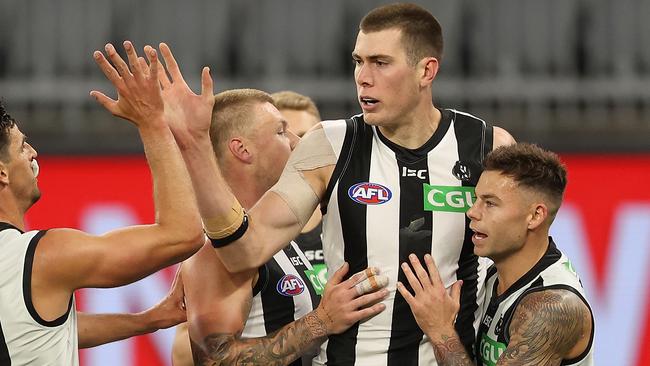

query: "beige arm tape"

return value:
[270, 127, 337, 227]
[202, 197, 246, 239]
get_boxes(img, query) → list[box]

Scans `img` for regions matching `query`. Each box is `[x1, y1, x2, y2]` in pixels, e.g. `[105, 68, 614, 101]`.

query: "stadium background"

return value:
[1, 0, 649, 364]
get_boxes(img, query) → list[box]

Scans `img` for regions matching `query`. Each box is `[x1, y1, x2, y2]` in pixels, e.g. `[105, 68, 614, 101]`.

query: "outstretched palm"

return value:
[156, 43, 214, 146]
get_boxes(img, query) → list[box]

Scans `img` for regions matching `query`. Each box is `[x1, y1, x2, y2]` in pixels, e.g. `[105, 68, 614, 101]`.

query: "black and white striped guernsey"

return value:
[314, 109, 494, 365]
[476, 238, 594, 366]
[242, 241, 320, 365]
[0, 223, 78, 365]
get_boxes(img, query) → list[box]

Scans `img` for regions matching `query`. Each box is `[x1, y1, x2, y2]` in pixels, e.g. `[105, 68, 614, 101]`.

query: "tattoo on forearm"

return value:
[500, 290, 588, 365]
[192, 311, 328, 365]
[430, 333, 474, 366]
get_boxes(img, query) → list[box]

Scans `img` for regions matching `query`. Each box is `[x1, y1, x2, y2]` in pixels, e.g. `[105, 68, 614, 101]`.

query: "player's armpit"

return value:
[493, 126, 516, 148]
[498, 289, 592, 365]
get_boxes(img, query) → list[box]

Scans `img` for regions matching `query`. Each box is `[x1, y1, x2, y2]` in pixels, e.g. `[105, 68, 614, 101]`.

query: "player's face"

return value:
[279, 109, 319, 138]
[3, 126, 40, 207]
[250, 102, 297, 191]
[466, 171, 532, 262]
[353, 28, 421, 127]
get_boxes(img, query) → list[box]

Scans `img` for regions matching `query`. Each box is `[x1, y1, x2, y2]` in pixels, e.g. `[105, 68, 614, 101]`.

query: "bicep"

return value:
[498, 290, 589, 365]
[36, 226, 192, 290]
[184, 244, 255, 345]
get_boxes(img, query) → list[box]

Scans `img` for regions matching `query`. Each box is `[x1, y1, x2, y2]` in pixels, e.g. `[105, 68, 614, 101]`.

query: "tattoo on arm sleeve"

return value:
[191, 311, 328, 366]
[429, 332, 475, 366]
[499, 289, 589, 365]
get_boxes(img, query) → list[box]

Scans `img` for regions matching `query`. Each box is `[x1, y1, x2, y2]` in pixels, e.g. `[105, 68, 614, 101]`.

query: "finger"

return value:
[89, 91, 118, 115]
[354, 275, 389, 296]
[105, 43, 133, 82]
[201, 66, 214, 99]
[344, 267, 380, 289]
[123, 40, 143, 82]
[396, 281, 416, 306]
[143, 45, 161, 87]
[409, 254, 433, 291]
[327, 262, 349, 287]
[352, 287, 389, 308]
[92, 51, 125, 90]
[449, 280, 463, 303]
[400, 261, 424, 294]
[352, 302, 386, 321]
[423, 254, 444, 288]
[159, 42, 185, 85]
[137, 57, 149, 78]
[156, 55, 172, 90]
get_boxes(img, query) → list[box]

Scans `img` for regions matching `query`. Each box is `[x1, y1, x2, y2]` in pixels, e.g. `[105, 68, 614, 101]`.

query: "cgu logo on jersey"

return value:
[276, 274, 305, 297]
[479, 334, 506, 366]
[423, 184, 475, 213]
[348, 182, 392, 205]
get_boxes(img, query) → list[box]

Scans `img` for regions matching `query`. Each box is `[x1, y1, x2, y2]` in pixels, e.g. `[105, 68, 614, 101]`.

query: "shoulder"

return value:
[506, 288, 592, 359]
[492, 126, 516, 148]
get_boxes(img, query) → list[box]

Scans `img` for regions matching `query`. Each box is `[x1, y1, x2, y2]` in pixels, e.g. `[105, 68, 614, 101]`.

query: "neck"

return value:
[494, 231, 550, 295]
[0, 197, 26, 231]
[377, 103, 441, 149]
[221, 162, 264, 210]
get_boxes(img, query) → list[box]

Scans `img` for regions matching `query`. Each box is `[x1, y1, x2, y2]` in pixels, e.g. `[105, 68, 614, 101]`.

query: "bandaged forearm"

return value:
[270, 127, 337, 227]
[203, 197, 249, 247]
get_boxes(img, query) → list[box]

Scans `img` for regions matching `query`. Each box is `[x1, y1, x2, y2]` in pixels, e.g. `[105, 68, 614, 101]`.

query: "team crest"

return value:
[348, 182, 392, 205]
[276, 274, 305, 297]
[452, 161, 472, 181]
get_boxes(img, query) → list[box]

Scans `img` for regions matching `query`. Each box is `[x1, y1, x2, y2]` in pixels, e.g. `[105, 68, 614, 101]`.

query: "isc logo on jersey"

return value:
[348, 182, 392, 205]
[276, 274, 305, 297]
[423, 184, 475, 213]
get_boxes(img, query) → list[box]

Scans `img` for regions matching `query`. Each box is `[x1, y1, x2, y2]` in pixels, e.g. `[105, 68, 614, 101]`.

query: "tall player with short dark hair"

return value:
[168, 3, 515, 365]
[398, 143, 594, 365]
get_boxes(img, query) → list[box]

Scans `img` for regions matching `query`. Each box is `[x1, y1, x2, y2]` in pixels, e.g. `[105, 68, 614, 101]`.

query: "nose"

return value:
[466, 202, 479, 221]
[355, 63, 373, 88]
[287, 130, 300, 151]
[27, 143, 38, 159]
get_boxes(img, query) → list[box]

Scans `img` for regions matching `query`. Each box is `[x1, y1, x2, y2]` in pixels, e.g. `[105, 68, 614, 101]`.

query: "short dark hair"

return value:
[360, 3, 443, 65]
[0, 100, 17, 161]
[484, 143, 567, 216]
[210, 89, 275, 165]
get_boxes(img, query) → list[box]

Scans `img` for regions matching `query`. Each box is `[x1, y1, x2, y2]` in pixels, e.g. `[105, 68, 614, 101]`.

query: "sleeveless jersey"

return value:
[315, 109, 493, 366]
[476, 238, 594, 366]
[0, 223, 78, 365]
[243, 241, 320, 366]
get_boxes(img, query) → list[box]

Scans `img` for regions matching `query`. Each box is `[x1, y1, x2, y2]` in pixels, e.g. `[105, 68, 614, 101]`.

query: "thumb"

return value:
[450, 280, 463, 303]
[327, 262, 349, 287]
[201, 66, 214, 99]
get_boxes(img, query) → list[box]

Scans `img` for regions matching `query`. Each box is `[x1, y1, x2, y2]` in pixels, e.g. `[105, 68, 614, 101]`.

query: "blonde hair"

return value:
[210, 89, 275, 163]
[271, 91, 321, 121]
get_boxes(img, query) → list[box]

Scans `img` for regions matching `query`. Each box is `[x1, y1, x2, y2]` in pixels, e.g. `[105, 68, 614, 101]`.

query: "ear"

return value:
[419, 57, 439, 88]
[527, 203, 548, 230]
[227, 137, 253, 164]
[0, 161, 8, 186]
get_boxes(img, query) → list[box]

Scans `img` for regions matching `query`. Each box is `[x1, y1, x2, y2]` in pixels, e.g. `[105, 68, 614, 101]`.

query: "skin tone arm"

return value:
[397, 254, 592, 366]
[78, 267, 186, 348]
[184, 240, 388, 366]
[155, 44, 330, 273]
[30, 42, 204, 322]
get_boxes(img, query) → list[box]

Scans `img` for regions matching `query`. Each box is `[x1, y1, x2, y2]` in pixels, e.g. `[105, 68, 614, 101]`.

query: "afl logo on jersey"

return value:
[348, 182, 392, 205]
[276, 274, 305, 297]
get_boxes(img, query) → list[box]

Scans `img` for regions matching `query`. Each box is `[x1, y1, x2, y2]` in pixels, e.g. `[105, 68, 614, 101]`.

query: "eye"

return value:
[485, 200, 496, 207]
[376, 60, 388, 66]
[352, 58, 362, 65]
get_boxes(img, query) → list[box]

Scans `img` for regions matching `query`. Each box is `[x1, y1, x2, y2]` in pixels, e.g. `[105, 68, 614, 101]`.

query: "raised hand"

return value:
[156, 42, 214, 146]
[316, 263, 389, 335]
[90, 41, 164, 129]
[397, 254, 462, 337]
